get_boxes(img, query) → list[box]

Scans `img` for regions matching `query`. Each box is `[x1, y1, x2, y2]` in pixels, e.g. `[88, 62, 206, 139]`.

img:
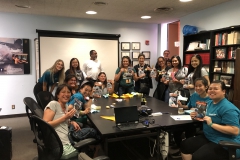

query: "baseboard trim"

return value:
[0, 113, 27, 119]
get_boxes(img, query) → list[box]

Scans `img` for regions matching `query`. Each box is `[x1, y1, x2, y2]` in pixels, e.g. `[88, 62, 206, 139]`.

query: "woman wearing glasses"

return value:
[133, 54, 152, 95]
[95, 71, 115, 96]
[114, 56, 137, 95]
[153, 56, 171, 101]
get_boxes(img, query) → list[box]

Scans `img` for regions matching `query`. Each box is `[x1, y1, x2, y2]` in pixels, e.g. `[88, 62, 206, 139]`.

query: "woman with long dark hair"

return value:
[65, 58, 86, 87]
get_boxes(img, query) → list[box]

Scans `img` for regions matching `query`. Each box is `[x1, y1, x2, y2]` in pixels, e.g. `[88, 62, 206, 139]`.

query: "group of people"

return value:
[33, 49, 240, 160]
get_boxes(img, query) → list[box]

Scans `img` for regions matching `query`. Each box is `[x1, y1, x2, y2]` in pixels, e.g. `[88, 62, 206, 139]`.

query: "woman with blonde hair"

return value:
[33, 59, 65, 100]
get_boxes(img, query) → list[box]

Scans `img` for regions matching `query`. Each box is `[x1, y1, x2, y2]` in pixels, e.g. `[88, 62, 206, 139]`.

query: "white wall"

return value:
[179, 0, 240, 58]
[0, 12, 158, 116]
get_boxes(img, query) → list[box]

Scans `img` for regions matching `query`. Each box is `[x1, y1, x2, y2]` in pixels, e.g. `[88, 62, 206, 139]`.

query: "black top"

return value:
[134, 64, 153, 89]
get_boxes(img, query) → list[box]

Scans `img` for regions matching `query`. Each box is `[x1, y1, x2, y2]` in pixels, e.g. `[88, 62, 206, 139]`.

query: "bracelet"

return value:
[208, 122, 213, 127]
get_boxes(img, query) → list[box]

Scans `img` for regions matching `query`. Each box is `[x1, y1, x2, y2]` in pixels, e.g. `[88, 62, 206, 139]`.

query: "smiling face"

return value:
[208, 83, 225, 103]
[71, 59, 79, 69]
[191, 56, 200, 68]
[171, 57, 179, 68]
[98, 73, 106, 82]
[80, 85, 92, 97]
[122, 57, 130, 68]
[195, 80, 208, 96]
[90, 51, 97, 60]
[138, 56, 145, 65]
[57, 86, 71, 104]
[55, 61, 64, 72]
[157, 57, 165, 68]
[67, 77, 77, 89]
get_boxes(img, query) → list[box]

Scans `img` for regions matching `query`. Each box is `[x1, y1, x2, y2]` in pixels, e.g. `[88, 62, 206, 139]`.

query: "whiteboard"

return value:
[39, 37, 119, 81]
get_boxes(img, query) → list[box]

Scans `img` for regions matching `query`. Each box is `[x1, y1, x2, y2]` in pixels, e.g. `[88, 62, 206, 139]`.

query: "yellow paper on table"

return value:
[121, 93, 134, 98]
[111, 93, 119, 98]
[100, 116, 115, 121]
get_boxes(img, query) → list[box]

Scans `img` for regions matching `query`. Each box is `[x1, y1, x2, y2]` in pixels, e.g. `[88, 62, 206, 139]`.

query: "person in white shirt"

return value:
[83, 50, 102, 82]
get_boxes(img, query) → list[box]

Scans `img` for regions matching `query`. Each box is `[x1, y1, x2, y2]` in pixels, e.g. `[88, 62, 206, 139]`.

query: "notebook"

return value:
[114, 106, 146, 131]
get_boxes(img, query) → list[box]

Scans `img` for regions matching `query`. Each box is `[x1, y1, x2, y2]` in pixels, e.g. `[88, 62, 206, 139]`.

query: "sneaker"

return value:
[171, 151, 181, 158]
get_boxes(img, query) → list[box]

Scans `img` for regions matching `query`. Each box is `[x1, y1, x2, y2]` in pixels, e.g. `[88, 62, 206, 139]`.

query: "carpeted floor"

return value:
[0, 116, 181, 160]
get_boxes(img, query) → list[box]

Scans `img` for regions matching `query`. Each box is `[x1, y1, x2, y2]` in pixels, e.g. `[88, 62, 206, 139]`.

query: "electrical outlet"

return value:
[12, 105, 15, 109]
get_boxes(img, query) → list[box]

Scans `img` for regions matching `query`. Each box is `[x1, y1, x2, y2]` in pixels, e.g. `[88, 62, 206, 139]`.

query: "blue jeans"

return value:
[119, 85, 134, 95]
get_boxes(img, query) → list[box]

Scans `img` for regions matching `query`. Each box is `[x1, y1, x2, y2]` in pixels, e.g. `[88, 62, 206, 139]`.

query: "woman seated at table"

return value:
[114, 56, 137, 95]
[180, 80, 240, 160]
[64, 74, 78, 95]
[170, 77, 210, 158]
[68, 81, 94, 124]
[43, 84, 98, 159]
[94, 71, 114, 97]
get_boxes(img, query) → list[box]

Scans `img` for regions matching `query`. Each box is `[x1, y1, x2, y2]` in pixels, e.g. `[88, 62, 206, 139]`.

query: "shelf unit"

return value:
[183, 26, 240, 105]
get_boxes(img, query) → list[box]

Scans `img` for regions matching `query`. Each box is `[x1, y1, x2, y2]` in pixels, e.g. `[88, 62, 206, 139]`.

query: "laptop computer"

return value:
[114, 106, 146, 131]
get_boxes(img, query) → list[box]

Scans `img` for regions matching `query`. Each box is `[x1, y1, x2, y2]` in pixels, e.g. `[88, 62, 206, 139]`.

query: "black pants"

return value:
[180, 134, 228, 160]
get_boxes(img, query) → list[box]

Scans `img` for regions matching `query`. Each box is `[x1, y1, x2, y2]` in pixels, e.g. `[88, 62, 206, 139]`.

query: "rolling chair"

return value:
[31, 115, 109, 160]
[36, 91, 55, 110]
[219, 141, 240, 160]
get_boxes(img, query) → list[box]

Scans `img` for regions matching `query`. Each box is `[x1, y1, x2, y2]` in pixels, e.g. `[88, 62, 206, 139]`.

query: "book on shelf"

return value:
[228, 46, 240, 59]
[233, 31, 240, 44]
[215, 33, 219, 46]
[213, 74, 220, 81]
[227, 32, 234, 45]
[214, 67, 221, 73]
[206, 39, 211, 50]
[214, 61, 234, 74]
[222, 33, 228, 45]
[218, 33, 222, 46]
[220, 75, 233, 87]
[222, 61, 227, 73]
[187, 41, 199, 51]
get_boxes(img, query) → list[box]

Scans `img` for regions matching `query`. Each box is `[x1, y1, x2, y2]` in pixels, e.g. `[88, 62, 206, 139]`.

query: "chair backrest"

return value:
[31, 115, 63, 160]
[23, 97, 44, 118]
[37, 91, 55, 110]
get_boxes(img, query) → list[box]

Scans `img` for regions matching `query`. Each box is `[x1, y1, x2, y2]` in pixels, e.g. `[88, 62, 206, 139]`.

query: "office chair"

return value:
[219, 141, 240, 160]
[36, 91, 54, 110]
[31, 115, 109, 160]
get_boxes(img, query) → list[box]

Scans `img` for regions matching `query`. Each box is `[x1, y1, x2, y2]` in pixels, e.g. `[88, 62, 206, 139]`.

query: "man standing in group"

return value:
[83, 50, 102, 82]
[163, 50, 170, 61]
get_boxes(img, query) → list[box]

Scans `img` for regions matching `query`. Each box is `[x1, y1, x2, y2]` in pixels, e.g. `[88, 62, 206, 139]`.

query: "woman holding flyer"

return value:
[180, 80, 240, 160]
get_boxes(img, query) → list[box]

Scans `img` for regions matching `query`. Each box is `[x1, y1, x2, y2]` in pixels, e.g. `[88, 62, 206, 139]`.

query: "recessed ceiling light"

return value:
[141, 16, 151, 19]
[86, 11, 97, 14]
[15, 5, 31, 8]
[180, 0, 192, 2]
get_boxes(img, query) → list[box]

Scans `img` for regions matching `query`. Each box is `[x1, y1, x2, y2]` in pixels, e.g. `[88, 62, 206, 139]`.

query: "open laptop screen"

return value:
[114, 106, 139, 124]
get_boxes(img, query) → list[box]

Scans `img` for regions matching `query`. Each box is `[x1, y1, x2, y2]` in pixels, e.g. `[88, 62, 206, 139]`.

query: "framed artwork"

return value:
[220, 75, 232, 87]
[132, 42, 140, 50]
[215, 48, 226, 59]
[142, 51, 150, 59]
[0, 38, 30, 75]
[144, 60, 150, 65]
[132, 52, 140, 59]
[121, 52, 130, 58]
[132, 60, 138, 67]
[121, 42, 131, 51]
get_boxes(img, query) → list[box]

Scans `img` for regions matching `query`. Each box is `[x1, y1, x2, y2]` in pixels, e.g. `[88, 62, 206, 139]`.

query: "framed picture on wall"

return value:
[142, 51, 150, 59]
[121, 52, 130, 58]
[121, 42, 131, 51]
[215, 48, 226, 59]
[132, 52, 140, 59]
[132, 60, 138, 67]
[132, 42, 140, 50]
[144, 60, 150, 65]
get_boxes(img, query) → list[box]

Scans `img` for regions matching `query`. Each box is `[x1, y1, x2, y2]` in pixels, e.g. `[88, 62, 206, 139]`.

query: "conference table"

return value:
[87, 95, 194, 159]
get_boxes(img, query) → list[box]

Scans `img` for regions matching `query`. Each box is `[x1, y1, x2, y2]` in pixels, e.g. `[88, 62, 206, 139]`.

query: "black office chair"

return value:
[36, 91, 55, 110]
[31, 115, 109, 160]
[219, 141, 240, 160]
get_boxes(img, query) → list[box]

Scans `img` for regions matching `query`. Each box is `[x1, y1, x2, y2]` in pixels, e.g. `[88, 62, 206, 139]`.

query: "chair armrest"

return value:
[74, 138, 97, 149]
[219, 141, 240, 149]
[93, 156, 110, 160]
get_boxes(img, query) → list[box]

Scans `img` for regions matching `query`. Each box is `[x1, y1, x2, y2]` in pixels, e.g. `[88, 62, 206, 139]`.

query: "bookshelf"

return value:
[183, 26, 240, 104]
[233, 49, 240, 109]
[183, 31, 211, 68]
[210, 26, 240, 101]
